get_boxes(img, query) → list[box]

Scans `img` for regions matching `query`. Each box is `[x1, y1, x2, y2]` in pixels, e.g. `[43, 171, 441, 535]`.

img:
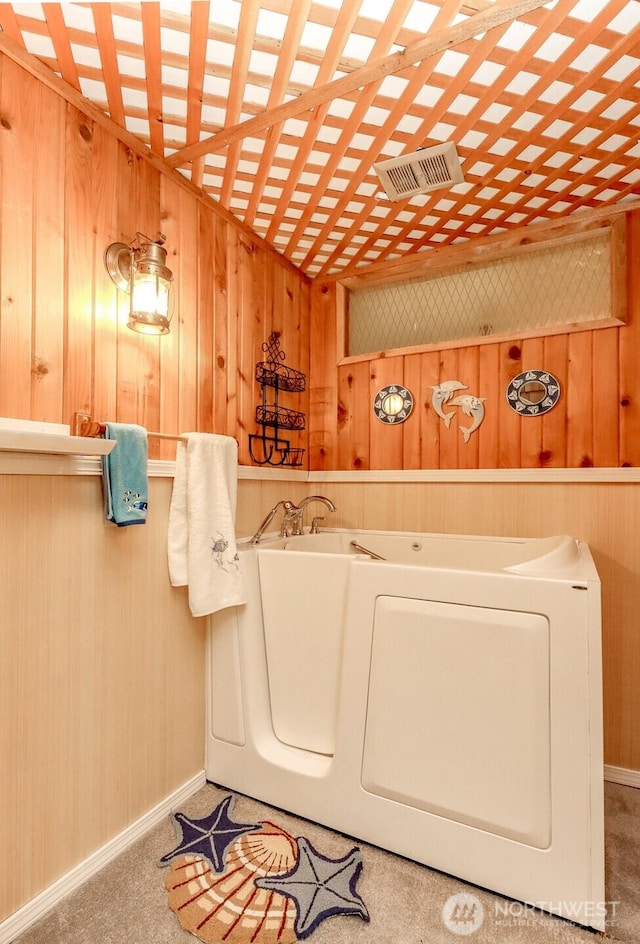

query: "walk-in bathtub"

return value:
[205, 528, 604, 930]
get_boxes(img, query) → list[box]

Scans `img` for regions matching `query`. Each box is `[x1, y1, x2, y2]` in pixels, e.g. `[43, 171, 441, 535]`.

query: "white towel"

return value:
[167, 433, 246, 617]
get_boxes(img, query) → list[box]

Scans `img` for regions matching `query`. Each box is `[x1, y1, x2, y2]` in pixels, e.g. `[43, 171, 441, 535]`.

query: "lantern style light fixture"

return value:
[105, 232, 174, 335]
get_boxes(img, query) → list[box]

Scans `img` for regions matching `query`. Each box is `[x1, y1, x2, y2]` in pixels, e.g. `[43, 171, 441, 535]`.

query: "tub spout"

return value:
[285, 495, 336, 535]
[299, 495, 336, 514]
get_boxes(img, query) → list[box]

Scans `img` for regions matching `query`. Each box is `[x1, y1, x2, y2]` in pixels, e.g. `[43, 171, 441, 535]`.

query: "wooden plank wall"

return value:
[0, 475, 205, 922]
[309, 211, 640, 471]
[0, 55, 310, 464]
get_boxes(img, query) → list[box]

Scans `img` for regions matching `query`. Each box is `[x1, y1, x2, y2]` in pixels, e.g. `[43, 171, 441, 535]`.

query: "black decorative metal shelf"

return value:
[255, 362, 306, 394]
[248, 332, 306, 467]
[255, 404, 305, 431]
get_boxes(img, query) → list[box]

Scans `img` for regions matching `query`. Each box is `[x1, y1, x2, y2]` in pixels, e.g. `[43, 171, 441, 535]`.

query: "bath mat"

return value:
[159, 794, 370, 943]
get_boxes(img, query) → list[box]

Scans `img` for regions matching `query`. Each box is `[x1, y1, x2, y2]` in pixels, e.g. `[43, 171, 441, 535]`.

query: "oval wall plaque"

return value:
[506, 370, 561, 416]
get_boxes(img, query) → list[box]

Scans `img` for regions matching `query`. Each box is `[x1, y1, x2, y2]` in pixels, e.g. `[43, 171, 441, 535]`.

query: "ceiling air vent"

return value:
[373, 142, 464, 201]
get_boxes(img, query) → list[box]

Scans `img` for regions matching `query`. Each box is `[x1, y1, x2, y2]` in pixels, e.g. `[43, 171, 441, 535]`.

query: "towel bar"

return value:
[73, 411, 187, 442]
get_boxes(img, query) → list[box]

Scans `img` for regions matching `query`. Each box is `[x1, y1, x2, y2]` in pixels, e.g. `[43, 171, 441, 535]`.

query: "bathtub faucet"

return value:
[249, 500, 297, 545]
[284, 495, 336, 536]
[249, 496, 336, 543]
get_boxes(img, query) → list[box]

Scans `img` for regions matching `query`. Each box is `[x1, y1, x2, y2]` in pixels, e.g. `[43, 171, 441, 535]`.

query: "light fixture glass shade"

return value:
[105, 233, 174, 335]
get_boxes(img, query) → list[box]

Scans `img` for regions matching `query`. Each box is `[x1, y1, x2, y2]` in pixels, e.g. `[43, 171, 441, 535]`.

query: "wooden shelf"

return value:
[0, 429, 116, 457]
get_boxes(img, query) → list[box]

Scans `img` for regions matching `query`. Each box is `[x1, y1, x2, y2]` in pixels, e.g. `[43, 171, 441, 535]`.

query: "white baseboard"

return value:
[0, 770, 207, 944]
[604, 764, 640, 788]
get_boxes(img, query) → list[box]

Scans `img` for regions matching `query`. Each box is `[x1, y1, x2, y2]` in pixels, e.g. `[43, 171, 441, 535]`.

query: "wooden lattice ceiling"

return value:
[1, 0, 640, 280]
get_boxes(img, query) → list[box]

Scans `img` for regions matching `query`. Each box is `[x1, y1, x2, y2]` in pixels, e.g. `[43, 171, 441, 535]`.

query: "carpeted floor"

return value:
[10, 779, 640, 944]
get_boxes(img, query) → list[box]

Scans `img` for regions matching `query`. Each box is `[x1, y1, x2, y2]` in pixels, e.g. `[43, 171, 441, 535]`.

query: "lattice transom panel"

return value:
[347, 230, 612, 354]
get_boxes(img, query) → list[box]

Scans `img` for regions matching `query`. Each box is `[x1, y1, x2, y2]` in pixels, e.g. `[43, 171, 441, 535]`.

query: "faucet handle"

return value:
[310, 516, 326, 534]
[281, 501, 300, 537]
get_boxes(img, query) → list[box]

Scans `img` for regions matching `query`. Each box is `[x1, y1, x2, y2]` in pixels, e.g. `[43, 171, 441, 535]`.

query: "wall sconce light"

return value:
[105, 232, 174, 335]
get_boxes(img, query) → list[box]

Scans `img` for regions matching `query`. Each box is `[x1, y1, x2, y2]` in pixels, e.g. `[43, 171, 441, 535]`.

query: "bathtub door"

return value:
[361, 596, 551, 848]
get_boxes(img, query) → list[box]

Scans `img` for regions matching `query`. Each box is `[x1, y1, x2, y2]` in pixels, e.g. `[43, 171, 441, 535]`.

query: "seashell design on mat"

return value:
[165, 820, 299, 944]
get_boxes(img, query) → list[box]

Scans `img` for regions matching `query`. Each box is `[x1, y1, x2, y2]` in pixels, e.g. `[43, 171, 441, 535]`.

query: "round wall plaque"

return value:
[373, 385, 414, 424]
[506, 370, 560, 416]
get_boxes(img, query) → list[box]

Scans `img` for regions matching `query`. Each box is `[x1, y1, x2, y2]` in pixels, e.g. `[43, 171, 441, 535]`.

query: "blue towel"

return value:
[101, 423, 148, 526]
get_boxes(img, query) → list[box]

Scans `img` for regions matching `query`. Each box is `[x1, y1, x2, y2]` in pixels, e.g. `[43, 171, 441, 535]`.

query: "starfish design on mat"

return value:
[159, 794, 260, 874]
[255, 837, 370, 939]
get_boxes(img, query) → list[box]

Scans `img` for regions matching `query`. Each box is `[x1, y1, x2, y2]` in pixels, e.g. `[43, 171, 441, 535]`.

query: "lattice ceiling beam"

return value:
[41, 2, 81, 92]
[167, 0, 552, 168]
[314, 0, 574, 275]
[140, 1, 164, 157]
[262, 0, 373, 239]
[243, 0, 315, 229]
[92, 3, 125, 128]
[315, 0, 633, 275]
[219, 0, 261, 207]
[275, 0, 418, 248]
[184, 0, 210, 187]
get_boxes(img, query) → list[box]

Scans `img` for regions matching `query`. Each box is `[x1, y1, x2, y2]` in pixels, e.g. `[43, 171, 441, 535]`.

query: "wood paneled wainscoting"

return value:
[0, 471, 205, 926]
[2, 461, 639, 935]
[0, 460, 315, 935]
[240, 469, 640, 775]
